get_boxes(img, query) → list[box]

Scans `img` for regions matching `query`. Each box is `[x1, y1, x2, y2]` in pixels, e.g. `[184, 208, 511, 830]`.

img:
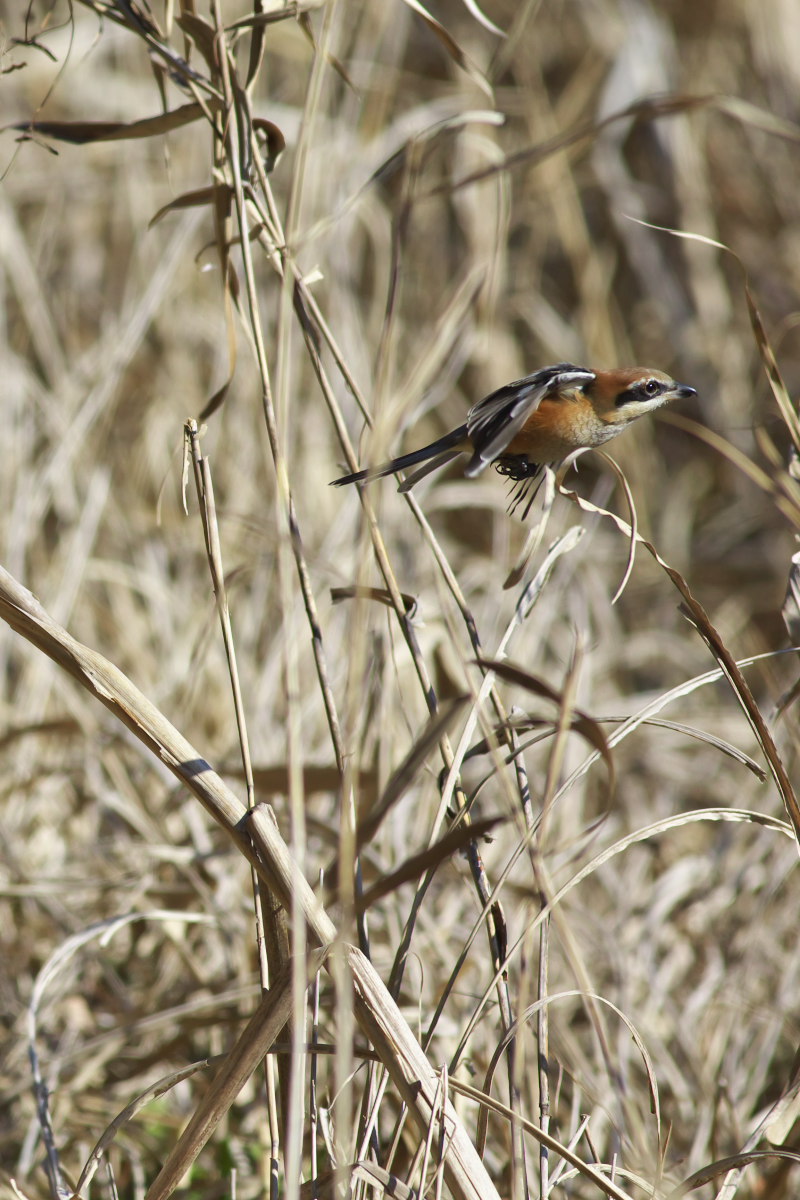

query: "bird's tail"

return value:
[331, 425, 468, 488]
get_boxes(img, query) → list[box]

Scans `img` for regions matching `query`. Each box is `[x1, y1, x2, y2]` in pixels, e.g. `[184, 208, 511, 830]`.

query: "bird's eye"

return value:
[643, 379, 661, 397]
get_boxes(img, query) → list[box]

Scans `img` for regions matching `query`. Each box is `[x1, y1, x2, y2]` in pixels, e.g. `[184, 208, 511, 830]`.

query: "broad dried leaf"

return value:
[223, 763, 379, 804]
[176, 12, 219, 69]
[357, 815, 503, 912]
[244, 0, 267, 88]
[149, 186, 222, 228]
[11, 102, 207, 144]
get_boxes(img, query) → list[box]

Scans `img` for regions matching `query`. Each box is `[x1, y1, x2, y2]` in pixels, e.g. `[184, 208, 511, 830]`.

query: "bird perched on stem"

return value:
[331, 362, 696, 515]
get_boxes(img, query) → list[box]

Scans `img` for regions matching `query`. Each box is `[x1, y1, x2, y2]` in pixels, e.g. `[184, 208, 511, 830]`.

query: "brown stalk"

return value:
[0, 562, 501, 1200]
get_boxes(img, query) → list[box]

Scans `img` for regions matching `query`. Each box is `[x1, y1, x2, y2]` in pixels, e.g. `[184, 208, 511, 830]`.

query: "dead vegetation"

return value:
[2, 2, 800, 1198]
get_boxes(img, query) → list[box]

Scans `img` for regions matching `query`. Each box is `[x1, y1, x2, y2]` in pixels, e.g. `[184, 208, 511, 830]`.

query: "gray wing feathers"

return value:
[464, 365, 594, 477]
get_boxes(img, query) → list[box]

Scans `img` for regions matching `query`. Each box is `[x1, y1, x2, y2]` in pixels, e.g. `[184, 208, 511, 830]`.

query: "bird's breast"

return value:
[508, 398, 621, 463]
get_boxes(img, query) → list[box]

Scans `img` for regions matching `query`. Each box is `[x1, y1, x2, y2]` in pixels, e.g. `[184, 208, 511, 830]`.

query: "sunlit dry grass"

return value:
[2, 2, 800, 1198]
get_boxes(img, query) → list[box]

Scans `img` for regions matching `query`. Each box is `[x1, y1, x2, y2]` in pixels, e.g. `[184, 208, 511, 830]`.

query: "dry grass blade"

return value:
[7, 3, 800, 1195]
[555, 650, 796, 797]
[0, 564, 248, 830]
[558, 486, 800, 844]
[590, 451, 638, 604]
[245, 811, 502, 1200]
[400, 0, 493, 98]
[296, 10, 357, 92]
[175, 12, 220, 69]
[744, 276, 800, 454]
[356, 815, 504, 913]
[610, 717, 766, 780]
[448, 807, 793, 1070]
[459, 0, 506, 37]
[675, 596, 800, 836]
[341, 949, 502, 1200]
[27, 912, 215, 1197]
[466, 711, 766, 800]
[437, 92, 716, 195]
[0, 556, 500, 1200]
[448, 1078, 637, 1200]
[323, 696, 469, 894]
[475, 990, 661, 1157]
[145, 949, 330, 1200]
[660, 410, 800, 527]
[716, 95, 800, 141]
[476, 657, 616, 793]
[352, 696, 469, 851]
[626, 217, 800, 452]
[764, 1057, 800, 1146]
[76, 1059, 217, 1194]
[351, 1162, 416, 1198]
[665, 1149, 800, 1198]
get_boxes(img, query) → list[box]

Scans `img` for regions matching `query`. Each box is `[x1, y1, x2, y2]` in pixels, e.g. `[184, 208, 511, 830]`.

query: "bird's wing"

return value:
[464, 363, 595, 475]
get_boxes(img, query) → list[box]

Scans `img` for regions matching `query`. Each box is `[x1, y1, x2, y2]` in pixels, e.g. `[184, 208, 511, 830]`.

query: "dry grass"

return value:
[2, 1, 800, 1198]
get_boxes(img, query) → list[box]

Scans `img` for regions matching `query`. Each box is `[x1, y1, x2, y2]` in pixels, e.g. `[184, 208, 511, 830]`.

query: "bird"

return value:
[331, 362, 696, 515]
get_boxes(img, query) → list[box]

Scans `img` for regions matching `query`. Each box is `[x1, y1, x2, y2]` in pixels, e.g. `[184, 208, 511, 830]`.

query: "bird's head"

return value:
[589, 367, 696, 427]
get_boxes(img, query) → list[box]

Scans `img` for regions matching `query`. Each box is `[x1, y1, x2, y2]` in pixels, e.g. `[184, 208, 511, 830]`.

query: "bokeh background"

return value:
[2, 1, 800, 1197]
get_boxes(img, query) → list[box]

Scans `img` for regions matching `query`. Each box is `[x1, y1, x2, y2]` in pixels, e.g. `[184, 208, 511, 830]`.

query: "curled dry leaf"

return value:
[331, 584, 419, 619]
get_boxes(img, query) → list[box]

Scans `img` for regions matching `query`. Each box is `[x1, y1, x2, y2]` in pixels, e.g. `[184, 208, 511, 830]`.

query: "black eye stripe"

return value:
[615, 379, 665, 406]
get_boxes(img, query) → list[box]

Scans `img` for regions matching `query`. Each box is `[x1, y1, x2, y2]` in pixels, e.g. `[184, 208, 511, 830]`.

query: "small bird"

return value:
[331, 363, 696, 515]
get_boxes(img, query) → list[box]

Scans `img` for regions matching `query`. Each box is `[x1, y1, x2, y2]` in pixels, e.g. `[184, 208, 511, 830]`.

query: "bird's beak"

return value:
[672, 384, 697, 401]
